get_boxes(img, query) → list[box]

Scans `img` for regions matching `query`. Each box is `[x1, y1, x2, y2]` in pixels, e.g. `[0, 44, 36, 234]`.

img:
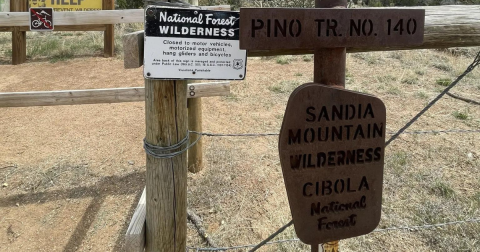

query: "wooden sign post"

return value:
[143, 1, 245, 251]
[240, 0, 424, 250]
[145, 2, 188, 251]
[145, 78, 188, 252]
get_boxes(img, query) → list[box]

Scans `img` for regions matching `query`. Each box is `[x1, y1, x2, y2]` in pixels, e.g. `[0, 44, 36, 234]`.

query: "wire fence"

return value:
[186, 218, 480, 251]
[192, 128, 480, 138]
[185, 51, 480, 251]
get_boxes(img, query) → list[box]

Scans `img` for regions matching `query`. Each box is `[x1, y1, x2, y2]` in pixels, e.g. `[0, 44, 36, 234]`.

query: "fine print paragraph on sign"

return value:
[144, 7, 247, 80]
[279, 83, 387, 245]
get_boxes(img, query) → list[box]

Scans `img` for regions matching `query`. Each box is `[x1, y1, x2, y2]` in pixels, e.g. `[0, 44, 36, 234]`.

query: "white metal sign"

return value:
[144, 7, 247, 80]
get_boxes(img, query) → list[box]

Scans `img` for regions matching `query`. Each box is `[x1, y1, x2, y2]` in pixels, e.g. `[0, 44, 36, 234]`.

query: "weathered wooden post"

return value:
[187, 0, 203, 173]
[187, 93, 203, 172]
[314, 1, 345, 251]
[314, 0, 346, 87]
[103, 0, 115, 57]
[144, 2, 188, 251]
[145, 78, 188, 252]
[11, 0, 27, 65]
[240, 4, 425, 251]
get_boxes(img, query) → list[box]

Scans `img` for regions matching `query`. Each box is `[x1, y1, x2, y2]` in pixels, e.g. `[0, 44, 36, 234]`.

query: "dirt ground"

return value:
[0, 48, 479, 251]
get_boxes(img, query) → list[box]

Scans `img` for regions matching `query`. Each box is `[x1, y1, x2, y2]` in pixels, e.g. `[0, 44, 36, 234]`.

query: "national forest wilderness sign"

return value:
[278, 83, 387, 245]
[144, 7, 247, 80]
[240, 8, 425, 50]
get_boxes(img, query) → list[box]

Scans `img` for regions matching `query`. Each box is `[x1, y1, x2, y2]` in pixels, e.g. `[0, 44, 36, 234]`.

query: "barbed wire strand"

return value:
[187, 217, 480, 251]
[373, 217, 480, 232]
[385, 50, 480, 147]
[446, 92, 480, 105]
[188, 209, 218, 248]
[249, 220, 293, 252]
[191, 129, 480, 138]
[393, 129, 480, 134]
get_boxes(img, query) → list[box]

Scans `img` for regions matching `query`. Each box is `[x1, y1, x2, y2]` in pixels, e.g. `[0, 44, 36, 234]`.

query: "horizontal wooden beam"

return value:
[123, 5, 480, 68]
[17, 25, 107, 32]
[0, 27, 12, 32]
[0, 9, 138, 26]
[250, 5, 480, 56]
[0, 5, 230, 27]
[0, 82, 230, 107]
[125, 188, 146, 252]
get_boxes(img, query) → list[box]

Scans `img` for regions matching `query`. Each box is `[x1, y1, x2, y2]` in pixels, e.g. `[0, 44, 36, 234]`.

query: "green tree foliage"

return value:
[137, 0, 480, 9]
[362, 0, 479, 6]
[117, 0, 144, 9]
[200, 0, 315, 9]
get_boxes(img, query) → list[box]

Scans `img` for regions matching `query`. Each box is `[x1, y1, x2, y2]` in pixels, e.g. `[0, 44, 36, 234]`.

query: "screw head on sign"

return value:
[190, 91, 195, 96]
[147, 72, 151, 77]
[239, 74, 243, 78]
[146, 8, 154, 16]
[194, 11, 198, 15]
[192, 71, 196, 75]
[189, 86, 195, 91]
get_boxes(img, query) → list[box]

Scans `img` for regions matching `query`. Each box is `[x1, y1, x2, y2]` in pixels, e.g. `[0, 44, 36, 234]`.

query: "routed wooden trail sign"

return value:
[278, 83, 386, 245]
[240, 8, 424, 50]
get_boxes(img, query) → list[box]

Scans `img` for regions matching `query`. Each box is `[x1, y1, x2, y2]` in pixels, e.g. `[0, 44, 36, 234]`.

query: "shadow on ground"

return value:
[0, 170, 146, 252]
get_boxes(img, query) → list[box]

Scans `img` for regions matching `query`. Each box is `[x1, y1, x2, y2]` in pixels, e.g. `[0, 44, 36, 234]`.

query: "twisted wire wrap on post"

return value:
[143, 131, 202, 159]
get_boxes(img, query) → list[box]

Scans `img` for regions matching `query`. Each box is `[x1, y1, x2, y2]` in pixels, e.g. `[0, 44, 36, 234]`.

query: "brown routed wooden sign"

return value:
[278, 83, 386, 245]
[239, 8, 425, 50]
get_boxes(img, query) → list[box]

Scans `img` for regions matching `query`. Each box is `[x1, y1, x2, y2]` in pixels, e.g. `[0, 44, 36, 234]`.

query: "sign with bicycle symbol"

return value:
[29, 8, 54, 31]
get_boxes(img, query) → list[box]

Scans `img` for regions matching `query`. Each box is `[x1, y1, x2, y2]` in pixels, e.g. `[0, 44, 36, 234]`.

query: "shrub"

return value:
[436, 78, 451, 86]
[117, 0, 143, 9]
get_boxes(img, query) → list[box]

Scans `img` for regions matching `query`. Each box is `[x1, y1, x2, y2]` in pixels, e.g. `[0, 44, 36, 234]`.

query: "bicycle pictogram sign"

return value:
[29, 8, 54, 31]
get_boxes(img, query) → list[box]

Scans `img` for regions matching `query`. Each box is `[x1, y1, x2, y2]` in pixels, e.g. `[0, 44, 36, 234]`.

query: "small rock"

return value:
[2, 183, 7, 188]
[128, 160, 135, 165]
[467, 153, 474, 159]
[15, 203, 19, 207]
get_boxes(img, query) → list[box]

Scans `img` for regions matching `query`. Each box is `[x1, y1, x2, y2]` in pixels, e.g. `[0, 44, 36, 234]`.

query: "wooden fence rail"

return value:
[0, 4, 230, 64]
[0, 82, 230, 107]
[0, 6, 230, 26]
[1, 9, 148, 26]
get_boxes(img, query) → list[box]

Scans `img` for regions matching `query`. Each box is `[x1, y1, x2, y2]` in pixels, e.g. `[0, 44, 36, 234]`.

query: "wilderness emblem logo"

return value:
[233, 59, 244, 70]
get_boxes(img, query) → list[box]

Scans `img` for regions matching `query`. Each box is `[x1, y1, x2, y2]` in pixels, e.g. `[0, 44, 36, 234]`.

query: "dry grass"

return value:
[0, 23, 143, 64]
[0, 27, 479, 251]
